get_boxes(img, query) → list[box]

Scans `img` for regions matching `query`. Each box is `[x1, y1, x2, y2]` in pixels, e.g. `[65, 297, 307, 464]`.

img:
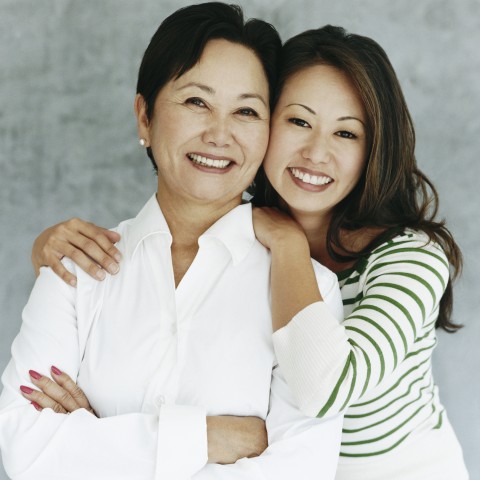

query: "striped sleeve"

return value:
[272, 235, 450, 418]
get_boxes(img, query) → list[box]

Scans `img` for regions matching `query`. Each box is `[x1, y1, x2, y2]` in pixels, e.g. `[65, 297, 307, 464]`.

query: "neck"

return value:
[285, 202, 331, 264]
[156, 190, 242, 248]
[156, 187, 243, 288]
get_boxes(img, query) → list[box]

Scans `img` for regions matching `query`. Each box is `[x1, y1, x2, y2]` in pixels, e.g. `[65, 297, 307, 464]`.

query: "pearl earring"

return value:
[139, 138, 146, 147]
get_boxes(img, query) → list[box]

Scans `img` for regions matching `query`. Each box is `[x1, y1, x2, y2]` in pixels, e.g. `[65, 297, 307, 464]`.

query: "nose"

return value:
[301, 134, 331, 164]
[202, 113, 232, 148]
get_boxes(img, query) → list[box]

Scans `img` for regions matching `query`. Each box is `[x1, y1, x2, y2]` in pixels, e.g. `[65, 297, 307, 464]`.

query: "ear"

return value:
[134, 94, 150, 146]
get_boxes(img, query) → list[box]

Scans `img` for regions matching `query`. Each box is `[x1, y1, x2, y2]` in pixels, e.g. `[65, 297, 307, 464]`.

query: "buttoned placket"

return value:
[142, 233, 232, 414]
[174, 237, 231, 384]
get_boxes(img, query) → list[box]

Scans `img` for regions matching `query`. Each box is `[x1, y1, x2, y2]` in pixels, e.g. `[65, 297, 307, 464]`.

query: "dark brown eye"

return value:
[336, 130, 356, 139]
[185, 97, 206, 107]
[237, 108, 258, 117]
[289, 118, 310, 128]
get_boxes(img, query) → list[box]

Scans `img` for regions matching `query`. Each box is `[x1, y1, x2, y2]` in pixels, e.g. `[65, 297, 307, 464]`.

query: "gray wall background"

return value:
[1, 0, 478, 478]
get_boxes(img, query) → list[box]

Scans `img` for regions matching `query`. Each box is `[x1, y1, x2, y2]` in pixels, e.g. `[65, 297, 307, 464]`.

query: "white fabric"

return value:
[335, 416, 469, 480]
[0, 194, 344, 480]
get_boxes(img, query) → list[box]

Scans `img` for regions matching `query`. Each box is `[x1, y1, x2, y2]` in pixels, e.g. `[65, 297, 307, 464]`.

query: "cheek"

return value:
[344, 155, 366, 191]
[245, 125, 270, 164]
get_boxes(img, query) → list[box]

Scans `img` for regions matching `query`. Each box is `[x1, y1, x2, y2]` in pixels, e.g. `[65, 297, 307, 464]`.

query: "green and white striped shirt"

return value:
[273, 230, 449, 457]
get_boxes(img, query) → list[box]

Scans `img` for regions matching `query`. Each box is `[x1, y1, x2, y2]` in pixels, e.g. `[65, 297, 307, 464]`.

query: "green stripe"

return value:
[361, 294, 417, 337]
[370, 239, 414, 256]
[368, 283, 426, 322]
[344, 274, 362, 285]
[405, 343, 435, 359]
[337, 267, 357, 282]
[316, 353, 356, 417]
[341, 402, 431, 445]
[351, 304, 407, 354]
[340, 433, 410, 457]
[414, 323, 436, 342]
[375, 247, 448, 271]
[345, 326, 385, 384]
[423, 313, 440, 330]
[348, 315, 398, 369]
[367, 272, 437, 308]
[351, 357, 430, 407]
[345, 376, 424, 419]
[339, 352, 358, 411]
[349, 339, 371, 397]
[369, 259, 446, 290]
[342, 381, 433, 433]
[343, 291, 364, 306]
[434, 409, 445, 429]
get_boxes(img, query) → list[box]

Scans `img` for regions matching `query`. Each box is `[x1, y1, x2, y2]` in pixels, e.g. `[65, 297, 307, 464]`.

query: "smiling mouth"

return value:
[289, 168, 333, 186]
[187, 153, 232, 169]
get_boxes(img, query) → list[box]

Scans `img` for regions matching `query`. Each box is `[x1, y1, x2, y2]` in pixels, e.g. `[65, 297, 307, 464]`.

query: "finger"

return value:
[61, 241, 108, 281]
[68, 234, 120, 276]
[66, 220, 122, 270]
[28, 370, 80, 413]
[20, 385, 68, 414]
[49, 257, 78, 287]
[51, 366, 94, 413]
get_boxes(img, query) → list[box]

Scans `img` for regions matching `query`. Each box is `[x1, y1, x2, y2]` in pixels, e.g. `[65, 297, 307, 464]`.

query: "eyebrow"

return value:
[177, 82, 267, 107]
[338, 115, 365, 126]
[286, 104, 365, 126]
[286, 103, 316, 114]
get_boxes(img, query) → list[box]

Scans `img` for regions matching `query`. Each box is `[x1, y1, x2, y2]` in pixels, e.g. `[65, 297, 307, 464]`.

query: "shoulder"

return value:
[362, 229, 450, 290]
[369, 229, 448, 266]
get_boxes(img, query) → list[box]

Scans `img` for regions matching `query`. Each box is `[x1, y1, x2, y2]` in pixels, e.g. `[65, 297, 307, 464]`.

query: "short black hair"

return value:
[136, 2, 281, 171]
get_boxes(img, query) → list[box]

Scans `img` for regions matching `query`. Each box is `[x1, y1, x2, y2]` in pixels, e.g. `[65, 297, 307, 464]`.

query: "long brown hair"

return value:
[253, 25, 462, 331]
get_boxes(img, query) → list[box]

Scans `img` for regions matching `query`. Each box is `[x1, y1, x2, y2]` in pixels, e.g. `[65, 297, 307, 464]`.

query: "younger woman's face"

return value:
[264, 64, 368, 220]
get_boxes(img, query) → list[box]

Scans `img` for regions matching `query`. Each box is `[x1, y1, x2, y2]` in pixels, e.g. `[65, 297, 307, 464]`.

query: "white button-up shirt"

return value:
[0, 195, 344, 480]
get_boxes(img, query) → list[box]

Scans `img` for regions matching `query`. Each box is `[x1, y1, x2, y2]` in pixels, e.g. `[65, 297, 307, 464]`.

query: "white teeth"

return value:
[188, 153, 231, 169]
[290, 168, 332, 186]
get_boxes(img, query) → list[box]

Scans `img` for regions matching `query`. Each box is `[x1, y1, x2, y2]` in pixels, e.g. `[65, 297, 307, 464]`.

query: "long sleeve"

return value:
[192, 364, 343, 479]
[272, 234, 450, 419]
[0, 266, 208, 480]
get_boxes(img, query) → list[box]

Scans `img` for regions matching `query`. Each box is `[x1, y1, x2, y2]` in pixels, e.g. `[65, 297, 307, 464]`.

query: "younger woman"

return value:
[252, 25, 468, 479]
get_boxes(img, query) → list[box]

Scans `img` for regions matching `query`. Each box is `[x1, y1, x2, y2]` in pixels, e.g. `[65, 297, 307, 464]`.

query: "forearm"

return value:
[206, 416, 267, 464]
[193, 366, 342, 480]
[273, 236, 450, 418]
[0, 266, 208, 479]
[270, 235, 322, 332]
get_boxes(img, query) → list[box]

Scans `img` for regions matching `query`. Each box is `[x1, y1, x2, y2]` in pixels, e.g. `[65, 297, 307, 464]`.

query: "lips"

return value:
[289, 167, 333, 186]
[187, 153, 232, 169]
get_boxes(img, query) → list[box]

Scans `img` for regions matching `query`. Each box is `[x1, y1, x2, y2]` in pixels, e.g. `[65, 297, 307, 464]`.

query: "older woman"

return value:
[0, 4, 343, 480]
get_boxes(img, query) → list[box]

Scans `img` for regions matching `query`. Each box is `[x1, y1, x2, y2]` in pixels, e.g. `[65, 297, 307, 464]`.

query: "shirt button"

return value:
[155, 395, 165, 407]
[170, 324, 177, 335]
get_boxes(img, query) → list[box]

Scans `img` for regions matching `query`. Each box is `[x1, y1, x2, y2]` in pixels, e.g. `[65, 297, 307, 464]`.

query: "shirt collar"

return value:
[126, 194, 256, 266]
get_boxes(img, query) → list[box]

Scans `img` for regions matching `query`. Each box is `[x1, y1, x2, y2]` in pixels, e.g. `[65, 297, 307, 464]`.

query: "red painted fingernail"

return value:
[31, 401, 42, 411]
[29, 370, 42, 380]
[20, 385, 33, 394]
[51, 366, 62, 376]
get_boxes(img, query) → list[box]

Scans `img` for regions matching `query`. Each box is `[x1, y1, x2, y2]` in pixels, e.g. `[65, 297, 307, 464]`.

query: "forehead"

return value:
[172, 39, 269, 97]
[279, 64, 364, 112]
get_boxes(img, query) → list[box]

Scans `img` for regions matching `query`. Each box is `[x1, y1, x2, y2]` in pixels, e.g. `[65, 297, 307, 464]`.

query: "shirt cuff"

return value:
[155, 405, 208, 479]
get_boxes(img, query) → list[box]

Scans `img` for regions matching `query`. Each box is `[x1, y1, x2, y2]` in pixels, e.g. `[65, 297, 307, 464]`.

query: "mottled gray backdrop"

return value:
[1, 0, 479, 478]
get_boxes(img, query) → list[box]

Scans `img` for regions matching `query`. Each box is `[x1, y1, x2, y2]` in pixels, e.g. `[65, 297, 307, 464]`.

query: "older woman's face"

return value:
[137, 39, 270, 209]
[264, 64, 367, 221]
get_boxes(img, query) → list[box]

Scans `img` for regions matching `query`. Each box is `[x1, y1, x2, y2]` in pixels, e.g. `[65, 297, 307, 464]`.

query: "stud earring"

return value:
[139, 138, 147, 147]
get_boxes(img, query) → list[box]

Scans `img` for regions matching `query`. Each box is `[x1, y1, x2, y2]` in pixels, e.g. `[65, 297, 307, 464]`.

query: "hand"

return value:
[32, 218, 122, 286]
[252, 207, 307, 250]
[20, 366, 97, 416]
[207, 415, 267, 464]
